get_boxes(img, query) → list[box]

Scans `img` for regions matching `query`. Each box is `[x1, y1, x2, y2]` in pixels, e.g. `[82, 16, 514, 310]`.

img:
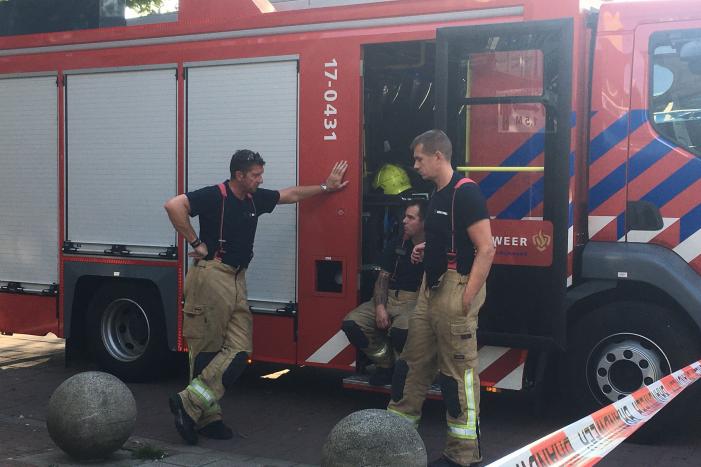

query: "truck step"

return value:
[342, 374, 443, 400]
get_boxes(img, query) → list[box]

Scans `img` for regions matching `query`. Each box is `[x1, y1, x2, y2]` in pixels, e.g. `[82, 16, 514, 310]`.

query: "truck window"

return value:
[649, 30, 701, 156]
[0, 0, 179, 36]
[453, 49, 547, 220]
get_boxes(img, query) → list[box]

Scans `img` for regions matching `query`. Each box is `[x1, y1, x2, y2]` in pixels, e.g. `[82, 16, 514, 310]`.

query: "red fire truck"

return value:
[2, 0, 701, 424]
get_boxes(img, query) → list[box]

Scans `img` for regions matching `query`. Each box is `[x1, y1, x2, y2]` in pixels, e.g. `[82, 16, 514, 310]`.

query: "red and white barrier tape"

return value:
[486, 359, 701, 467]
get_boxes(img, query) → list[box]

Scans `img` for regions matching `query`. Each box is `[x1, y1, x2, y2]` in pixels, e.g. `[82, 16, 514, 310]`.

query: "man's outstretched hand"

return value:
[325, 161, 350, 192]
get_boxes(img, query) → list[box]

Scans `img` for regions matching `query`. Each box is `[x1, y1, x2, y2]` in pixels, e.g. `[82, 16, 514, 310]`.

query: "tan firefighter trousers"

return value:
[343, 290, 418, 368]
[387, 270, 486, 466]
[178, 260, 252, 429]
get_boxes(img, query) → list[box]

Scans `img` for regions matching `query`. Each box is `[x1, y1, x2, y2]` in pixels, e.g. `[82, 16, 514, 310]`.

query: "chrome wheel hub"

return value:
[100, 298, 150, 362]
[588, 334, 669, 403]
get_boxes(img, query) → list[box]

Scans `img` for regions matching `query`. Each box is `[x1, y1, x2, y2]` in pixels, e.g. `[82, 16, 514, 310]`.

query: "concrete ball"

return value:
[46, 371, 137, 460]
[322, 408, 427, 467]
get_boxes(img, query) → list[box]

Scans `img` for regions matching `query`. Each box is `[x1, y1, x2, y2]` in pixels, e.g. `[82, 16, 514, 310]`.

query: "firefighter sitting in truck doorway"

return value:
[387, 130, 495, 467]
[342, 198, 426, 386]
[163, 150, 348, 445]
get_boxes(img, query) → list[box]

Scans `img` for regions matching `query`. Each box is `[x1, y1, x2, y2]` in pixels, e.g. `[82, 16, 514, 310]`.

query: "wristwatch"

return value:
[190, 238, 203, 248]
[320, 183, 329, 192]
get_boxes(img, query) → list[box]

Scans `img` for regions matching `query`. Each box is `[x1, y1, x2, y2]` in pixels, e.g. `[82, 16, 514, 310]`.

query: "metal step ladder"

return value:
[342, 374, 443, 400]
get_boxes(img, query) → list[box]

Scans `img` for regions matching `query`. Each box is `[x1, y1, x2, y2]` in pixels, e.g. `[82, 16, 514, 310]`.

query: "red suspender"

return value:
[215, 183, 228, 260]
[448, 177, 475, 270]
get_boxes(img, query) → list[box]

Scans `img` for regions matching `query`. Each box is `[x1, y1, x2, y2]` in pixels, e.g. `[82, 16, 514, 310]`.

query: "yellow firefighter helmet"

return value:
[373, 164, 412, 195]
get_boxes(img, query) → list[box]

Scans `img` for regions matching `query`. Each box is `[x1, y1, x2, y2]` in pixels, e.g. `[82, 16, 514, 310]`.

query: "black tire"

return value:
[563, 301, 701, 442]
[86, 281, 170, 382]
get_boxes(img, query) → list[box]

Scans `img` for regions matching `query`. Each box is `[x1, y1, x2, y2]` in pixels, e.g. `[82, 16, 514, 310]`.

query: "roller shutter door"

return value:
[0, 76, 58, 288]
[65, 69, 177, 251]
[187, 60, 298, 310]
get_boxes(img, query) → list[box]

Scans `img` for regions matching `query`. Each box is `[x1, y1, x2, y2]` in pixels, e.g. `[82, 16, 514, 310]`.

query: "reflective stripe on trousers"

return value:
[387, 407, 420, 427]
[186, 377, 221, 415]
[446, 369, 477, 440]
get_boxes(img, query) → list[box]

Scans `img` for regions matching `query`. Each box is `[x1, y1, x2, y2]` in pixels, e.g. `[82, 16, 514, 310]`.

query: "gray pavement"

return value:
[1, 333, 700, 467]
[0, 413, 312, 466]
[0, 334, 309, 467]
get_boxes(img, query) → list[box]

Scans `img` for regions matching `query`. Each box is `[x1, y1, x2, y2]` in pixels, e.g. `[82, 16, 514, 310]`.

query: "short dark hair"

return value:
[230, 149, 265, 177]
[410, 129, 452, 161]
[405, 199, 427, 220]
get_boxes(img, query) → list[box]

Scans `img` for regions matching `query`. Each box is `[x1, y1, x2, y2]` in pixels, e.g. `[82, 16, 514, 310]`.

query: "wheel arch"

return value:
[565, 241, 701, 342]
[64, 261, 178, 351]
[565, 280, 701, 342]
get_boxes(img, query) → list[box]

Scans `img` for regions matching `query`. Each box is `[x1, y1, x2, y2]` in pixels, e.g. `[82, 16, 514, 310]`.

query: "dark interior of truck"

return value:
[360, 40, 437, 301]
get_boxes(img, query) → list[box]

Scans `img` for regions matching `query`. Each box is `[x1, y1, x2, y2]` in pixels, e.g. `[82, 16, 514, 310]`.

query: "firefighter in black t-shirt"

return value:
[342, 200, 426, 386]
[387, 130, 495, 467]
[164, 150, 348, 445]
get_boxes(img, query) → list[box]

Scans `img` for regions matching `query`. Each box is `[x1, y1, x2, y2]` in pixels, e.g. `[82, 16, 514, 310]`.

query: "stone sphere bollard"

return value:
[47, 371, 137, 460]
[321, 408, 427, 467]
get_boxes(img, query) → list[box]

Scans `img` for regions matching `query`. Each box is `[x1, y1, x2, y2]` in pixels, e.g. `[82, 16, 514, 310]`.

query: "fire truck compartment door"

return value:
[0, 75, 58, 289]
[65, 69, 177, 250]
[435, 20, 573, 346]
[186, 59, 299, 310]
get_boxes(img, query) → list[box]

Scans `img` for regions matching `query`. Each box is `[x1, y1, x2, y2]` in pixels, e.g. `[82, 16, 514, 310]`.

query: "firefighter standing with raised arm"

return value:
[164, 150, 348, 445]
[387, 130, 495, 467]
[342, 199, 426, 386]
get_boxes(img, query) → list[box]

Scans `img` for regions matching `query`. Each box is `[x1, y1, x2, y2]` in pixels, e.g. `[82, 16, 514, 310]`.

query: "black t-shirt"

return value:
[424, 172, 489, 287]
[380, 237, 424, 292]
[186, 181, 280, 268]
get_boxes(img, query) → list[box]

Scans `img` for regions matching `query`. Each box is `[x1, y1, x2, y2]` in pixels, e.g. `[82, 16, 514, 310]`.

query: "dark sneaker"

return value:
[169, 393, 198, 445]
[428, 456, 477, 467]
[369, 366, 394, 386]
[198, 420, 234, 440]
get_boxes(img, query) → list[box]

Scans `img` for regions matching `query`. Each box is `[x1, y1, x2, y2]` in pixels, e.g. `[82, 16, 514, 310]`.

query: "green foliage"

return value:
[126, 0, 165, 14]
[130, 443, 167, 460]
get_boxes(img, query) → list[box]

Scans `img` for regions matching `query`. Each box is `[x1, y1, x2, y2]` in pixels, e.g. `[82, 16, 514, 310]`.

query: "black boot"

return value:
[198, 420, 234, 440]
[369, 366, 394, 386]
[169, 393, 198, 445]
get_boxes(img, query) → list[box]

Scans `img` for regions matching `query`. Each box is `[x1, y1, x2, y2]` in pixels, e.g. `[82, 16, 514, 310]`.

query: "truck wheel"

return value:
[564, 301, 701, 442]
[86, 281, 170, 382]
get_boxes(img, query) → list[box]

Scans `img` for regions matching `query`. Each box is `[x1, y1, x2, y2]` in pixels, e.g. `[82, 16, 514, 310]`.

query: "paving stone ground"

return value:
[1, 333, 700, 467]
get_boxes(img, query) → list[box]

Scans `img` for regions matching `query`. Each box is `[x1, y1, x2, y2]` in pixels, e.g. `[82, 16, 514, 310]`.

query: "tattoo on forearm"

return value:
[373, 271, 390, 307]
